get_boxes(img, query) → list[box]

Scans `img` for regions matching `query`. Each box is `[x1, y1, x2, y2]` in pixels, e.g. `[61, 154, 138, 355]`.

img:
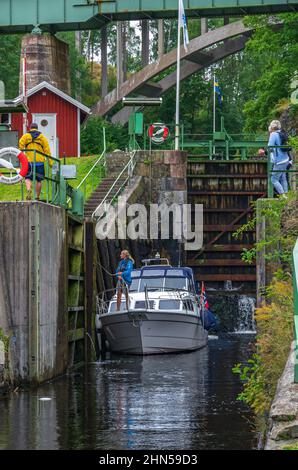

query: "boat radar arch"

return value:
[141, 254, 171, 267]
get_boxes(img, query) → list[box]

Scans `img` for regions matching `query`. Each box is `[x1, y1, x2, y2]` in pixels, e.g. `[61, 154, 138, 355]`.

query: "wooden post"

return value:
[28, 204, 40, 383]
[85, 221, 96, 362]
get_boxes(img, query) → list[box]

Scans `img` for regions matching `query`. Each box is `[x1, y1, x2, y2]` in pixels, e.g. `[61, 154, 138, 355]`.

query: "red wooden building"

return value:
[11, 81, 90, 157]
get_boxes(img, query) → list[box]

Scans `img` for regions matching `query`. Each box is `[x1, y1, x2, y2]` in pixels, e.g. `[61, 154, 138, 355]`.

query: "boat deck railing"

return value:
[96, 285, 196, 316]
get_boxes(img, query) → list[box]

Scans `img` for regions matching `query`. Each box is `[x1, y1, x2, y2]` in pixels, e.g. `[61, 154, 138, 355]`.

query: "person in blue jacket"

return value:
[268, 120, 289, 196]
[116, 250, 134, 311]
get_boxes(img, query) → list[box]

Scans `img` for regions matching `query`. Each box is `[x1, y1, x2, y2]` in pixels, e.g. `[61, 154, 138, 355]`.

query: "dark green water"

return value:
[0, 334, 256, 450]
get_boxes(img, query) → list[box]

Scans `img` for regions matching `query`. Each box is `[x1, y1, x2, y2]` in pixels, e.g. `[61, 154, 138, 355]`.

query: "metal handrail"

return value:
[292, 238, 298, 383]
[91, 150, 137, 219]
[76, 127, 106, 191]
[266, 146, 297, 197]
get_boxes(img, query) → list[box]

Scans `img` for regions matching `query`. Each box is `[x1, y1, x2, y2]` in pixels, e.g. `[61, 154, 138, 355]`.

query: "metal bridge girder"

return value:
[93, 20, 252, 118]
[0, 0, 297, 33]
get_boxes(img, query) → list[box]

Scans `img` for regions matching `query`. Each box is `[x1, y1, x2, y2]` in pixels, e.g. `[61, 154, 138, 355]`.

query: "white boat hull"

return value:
[100, 310, 208, 355]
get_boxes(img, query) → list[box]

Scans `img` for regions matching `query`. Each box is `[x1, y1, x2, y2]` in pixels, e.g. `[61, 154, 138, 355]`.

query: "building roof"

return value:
[18, 81, 91, 115]
[0, 98, 28, 114]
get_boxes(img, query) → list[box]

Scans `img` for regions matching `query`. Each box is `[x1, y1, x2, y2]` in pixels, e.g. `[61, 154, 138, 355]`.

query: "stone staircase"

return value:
[84, 152, 131, 219]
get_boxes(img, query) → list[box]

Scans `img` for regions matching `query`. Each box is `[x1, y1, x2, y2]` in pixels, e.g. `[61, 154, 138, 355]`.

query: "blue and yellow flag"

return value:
[214, 78, 223, 107]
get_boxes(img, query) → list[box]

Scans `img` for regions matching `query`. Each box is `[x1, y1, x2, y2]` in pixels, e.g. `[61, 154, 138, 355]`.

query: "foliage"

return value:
[0, 328, 10, 353]
[0, 14, 297, 148]
[65, 156, 105, 201]
[242, 13, 298, 132]
[283, 442, 298, 450]
[233, 276, 294, 416]
[0, 155, 104, 202]
[81, 117, 128, 154]
[233, 192, 298, 265]
[0, 35, 22, 99]
[56, 32, 100, 107]
[233, 193, 297, 424]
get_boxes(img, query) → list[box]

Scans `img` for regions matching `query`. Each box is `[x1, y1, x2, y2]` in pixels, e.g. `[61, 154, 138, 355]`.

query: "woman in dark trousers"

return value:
[116, 250, 134, 311]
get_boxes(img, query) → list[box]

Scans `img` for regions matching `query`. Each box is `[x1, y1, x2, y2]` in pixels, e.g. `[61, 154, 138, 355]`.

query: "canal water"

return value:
[0, 334, 257, 450]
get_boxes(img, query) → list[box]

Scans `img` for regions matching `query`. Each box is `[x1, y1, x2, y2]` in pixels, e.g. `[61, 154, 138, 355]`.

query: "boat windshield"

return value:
[139, 277, 164, 291]
[136, 276, 188, 292]
[164, 277, 188, 290]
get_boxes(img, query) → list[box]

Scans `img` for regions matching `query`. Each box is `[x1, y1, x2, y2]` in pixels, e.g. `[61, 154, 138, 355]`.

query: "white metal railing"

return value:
[91, 150, 137, 219]
[77, 127, 107, 191]
[66, 128, 106, 206]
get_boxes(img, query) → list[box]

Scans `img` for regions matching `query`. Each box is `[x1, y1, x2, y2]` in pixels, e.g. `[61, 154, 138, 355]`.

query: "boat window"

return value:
[166, 269, 185, 277]
[159, 300, 181, 310]
[134, 300, 155, 309]
[139, 278, 164, 291]
[164, 277, 188, 290]
[142, 269, 166, 277]
[130, 279, 139, 292]
[131, 270, 141, 278]
[109, 301, 127, 313]
[183, 300, 194, 312]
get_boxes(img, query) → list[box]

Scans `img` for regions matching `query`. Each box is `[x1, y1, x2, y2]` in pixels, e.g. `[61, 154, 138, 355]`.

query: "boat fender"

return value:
[0, 147, 29, 185]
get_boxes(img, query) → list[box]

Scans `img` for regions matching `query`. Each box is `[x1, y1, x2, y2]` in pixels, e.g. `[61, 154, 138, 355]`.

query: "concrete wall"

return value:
[0, 202, 68, 386]
[265, 342, 298, 449]
[20, 35, 71, 95]
[102, 150, 187, 266]
[95, 150, 188, 286]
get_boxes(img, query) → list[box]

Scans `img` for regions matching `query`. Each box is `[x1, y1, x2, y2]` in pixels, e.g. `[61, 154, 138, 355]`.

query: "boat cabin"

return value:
[129, 266, 197, 294]
[109, 291, 199, 315]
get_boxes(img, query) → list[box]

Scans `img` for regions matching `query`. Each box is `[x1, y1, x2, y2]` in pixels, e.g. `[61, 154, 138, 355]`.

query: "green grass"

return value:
[283, 442, 298, 450]
[0, 156, 105, 203]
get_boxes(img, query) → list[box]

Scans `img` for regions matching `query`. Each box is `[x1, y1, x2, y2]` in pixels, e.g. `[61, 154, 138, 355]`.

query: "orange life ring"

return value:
[0, 147, 29, 185]
[148, 123, 169, 144]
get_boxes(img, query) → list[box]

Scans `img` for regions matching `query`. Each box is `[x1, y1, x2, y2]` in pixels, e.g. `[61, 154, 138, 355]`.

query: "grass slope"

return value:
[0, 156, 104, 203]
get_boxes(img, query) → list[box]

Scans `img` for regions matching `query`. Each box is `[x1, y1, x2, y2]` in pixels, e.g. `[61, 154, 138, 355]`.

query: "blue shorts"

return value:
[116, 279, 131, 291]
[26, 163, 45, 182]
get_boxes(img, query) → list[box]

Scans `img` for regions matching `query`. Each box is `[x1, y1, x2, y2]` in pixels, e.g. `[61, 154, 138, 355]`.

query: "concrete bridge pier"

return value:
[20, 34, 71, 96]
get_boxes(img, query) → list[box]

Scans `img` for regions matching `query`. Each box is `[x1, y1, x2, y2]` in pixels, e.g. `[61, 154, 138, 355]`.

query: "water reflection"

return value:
[0, 335, 256, 450]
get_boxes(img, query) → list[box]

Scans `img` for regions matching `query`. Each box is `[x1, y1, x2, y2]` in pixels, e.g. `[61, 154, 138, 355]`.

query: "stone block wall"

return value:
[20, 34, 71, 95]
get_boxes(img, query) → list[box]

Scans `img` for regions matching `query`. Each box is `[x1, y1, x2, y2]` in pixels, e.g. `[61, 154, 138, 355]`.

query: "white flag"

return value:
[179, 0, 190, 51]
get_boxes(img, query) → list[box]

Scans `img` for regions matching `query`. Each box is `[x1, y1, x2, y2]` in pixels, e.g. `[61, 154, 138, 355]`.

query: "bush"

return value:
[233, 277, 294, 416]
[81, 117, 129, 155]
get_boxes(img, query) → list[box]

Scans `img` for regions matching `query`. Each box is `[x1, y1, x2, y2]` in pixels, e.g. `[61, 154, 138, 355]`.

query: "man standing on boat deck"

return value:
[116, 250, 134, 311]
[19, 122, 52, 200]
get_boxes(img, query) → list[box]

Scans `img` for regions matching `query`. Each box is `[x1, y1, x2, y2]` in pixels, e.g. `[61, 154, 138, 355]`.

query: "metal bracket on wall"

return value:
[74, 0, 115, 6]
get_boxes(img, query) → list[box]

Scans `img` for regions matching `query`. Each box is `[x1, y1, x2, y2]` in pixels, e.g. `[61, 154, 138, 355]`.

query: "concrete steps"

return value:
[84, 173, 128, 218]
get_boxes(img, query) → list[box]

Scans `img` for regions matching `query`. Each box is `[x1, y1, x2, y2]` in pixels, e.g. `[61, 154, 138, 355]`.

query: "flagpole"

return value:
[213, 74, 216, 134]
[175, 3, 181, 151]
[213, 73, 216, 155]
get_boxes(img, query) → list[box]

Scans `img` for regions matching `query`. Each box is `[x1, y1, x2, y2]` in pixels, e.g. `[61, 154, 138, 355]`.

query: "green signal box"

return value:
[213, 131, 226, 141]
[129, 112, 144, 136]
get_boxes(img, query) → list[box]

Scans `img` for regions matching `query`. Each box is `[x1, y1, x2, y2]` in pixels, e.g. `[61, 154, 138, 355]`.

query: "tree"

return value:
[242, 13, 298, 132]
[0, 35, 22, 98]
[81, 117, 128, 154]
